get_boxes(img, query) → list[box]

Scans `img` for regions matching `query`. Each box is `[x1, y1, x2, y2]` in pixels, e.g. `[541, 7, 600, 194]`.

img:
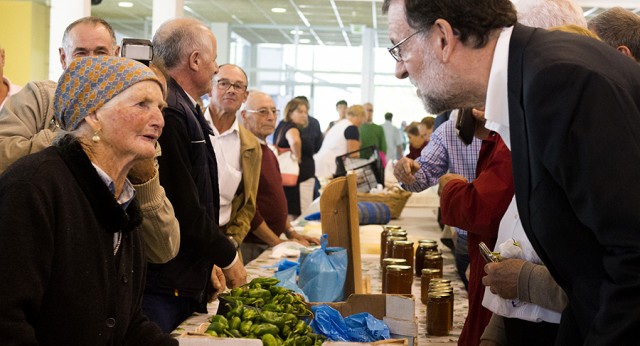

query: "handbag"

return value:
[271, 126, 300, 187]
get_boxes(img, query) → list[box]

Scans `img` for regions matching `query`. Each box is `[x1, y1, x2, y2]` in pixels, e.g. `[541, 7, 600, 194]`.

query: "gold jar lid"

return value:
[428, 292, 451, 299]
[421, 268, 442, 275]
[386, 264, 412, 272]
[418, 239, 437, 244]
[388, 230, 408, 236]
[393, 240, 414, 246]
[383, 225, 402, 231]
[430, 278, 451, 284]
[386, 236, 407, 242]
[383, 258, 408, 266]
[429, 285, 453, 292]
[425, 254, 443, 259]
[419, 242, 438, 249]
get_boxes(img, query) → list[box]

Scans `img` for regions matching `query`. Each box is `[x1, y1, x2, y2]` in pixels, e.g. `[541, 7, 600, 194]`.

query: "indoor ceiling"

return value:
[37, 0, 640, 47]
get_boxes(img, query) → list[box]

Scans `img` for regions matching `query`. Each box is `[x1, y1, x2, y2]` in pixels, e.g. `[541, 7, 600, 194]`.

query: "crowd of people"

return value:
[0, 0, 639, 344]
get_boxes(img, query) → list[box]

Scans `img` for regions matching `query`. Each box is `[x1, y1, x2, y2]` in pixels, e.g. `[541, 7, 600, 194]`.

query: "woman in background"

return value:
[405, 121, 427, 160]
[314, 104, 365, 181]
[273, 98, 315, 218]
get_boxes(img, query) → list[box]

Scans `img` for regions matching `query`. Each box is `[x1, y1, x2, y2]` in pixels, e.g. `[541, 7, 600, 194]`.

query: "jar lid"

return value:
[421, 268, 442, 275]
[386, 265, 412, 271]
[386, 236, 407, 242]
[418, 242, 438, 248]
[383, 225, 402, 231]
[382, 258, 408, 265]
[430, 278, 451, 284]
[429, 285, 453, 291]
[388, 230, 408, 236]
[418, 239, 437, 244]
[428, 292, 451, 299]
[425, 254, 443, 259]
[393, 240, 414, 246]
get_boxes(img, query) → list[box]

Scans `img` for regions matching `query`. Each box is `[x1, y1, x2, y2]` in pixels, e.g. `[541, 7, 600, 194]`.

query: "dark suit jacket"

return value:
[508, 24, 640, 344]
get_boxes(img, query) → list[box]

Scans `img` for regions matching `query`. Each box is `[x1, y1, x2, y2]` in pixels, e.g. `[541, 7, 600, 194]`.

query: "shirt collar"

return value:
[211, 114, 240, 137]
[484, 25, 514, 150]
[91, 163, 136, 209]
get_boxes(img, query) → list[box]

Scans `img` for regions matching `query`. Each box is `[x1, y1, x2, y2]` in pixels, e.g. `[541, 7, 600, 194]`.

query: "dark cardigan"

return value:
[0, 135, 176, 345]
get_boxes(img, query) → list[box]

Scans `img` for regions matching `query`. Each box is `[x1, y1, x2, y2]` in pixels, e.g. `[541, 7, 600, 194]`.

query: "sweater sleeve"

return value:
[517, 261, 568, 313]
[480, 314, 507, 345]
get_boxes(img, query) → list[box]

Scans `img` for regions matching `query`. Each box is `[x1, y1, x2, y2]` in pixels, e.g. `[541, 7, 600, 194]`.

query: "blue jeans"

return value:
[142, 291, 203, 333]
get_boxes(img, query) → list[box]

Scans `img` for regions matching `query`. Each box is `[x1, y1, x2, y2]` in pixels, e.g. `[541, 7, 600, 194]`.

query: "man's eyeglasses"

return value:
[388, 30, 424, 62]
[246, 108, 279, 117]
[216, 79, 247, 92]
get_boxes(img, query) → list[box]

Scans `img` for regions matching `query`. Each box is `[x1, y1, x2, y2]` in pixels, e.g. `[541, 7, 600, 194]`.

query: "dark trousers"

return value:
[504, 317, 559, 346]
[142, 291, 203, 333]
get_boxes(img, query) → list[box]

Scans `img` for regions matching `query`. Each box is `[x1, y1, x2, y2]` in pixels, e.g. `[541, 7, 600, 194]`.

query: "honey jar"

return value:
[415, 241, 439, 276]
[384, 236, 407, 261]
[420, 268, 442, 304]
[384, 264, 413, 294]
[424, 253, 444, 273]
[427, 292, 452, 336]
[391, 240, 415, 271]
[381, 258, 407, 293]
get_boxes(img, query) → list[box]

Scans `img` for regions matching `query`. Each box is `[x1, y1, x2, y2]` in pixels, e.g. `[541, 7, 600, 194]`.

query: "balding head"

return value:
[242, 91, 278, 140]
[152, 18, 219, 99]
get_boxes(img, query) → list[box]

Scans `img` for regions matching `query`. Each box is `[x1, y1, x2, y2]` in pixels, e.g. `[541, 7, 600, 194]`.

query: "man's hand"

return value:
[128, 157, 157, 184]
[223, 259, 247, 289]
[288, 231, 320, 246]
[438, 173, 467, 194]
[393, 157, 420, 184]
[482, 258, 526, 299]
[208, 265, 226, 302]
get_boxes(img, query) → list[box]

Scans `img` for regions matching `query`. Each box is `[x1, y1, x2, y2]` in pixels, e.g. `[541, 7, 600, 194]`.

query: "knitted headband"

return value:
[54, 56, 161, 131]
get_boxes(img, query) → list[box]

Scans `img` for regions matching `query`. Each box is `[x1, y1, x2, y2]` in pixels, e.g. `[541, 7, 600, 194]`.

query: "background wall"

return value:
[0, 0, 50, 85]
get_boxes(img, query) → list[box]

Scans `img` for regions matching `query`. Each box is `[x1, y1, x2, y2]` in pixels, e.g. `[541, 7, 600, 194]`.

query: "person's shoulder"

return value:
[1, 146, 60, 184]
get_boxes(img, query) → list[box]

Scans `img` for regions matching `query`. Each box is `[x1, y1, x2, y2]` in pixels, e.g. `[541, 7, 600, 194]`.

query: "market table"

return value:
[174, 196, 467, 345]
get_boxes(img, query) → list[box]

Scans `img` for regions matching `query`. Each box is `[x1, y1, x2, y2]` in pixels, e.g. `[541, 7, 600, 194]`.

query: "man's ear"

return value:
[188, 50, 200, 71]
[59, 48, 68, 70]
[433, 19, 458, 63]
[617, 45, 634, 59]
[114, 45, 121, 57]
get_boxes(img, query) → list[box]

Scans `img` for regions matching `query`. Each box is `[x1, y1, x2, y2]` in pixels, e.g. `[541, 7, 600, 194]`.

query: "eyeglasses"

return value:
[388, 30, 424, 62]
[216, 79, 247, 92]
[246, 108, 280, 117]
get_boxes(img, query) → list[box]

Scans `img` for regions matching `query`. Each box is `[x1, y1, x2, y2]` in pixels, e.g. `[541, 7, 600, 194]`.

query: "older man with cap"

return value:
[0, 56, 176, 345]
[143, 18, 246, 333]
[384, 0, 640, 343]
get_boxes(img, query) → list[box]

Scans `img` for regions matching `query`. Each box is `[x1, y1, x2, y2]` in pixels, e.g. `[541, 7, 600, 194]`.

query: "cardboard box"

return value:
[315, 294, 418, 346]
[178, 335, 262, 346]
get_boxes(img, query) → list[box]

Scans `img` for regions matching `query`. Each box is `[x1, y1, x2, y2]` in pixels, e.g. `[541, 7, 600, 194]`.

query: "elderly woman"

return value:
[0, 56, 176, 345]
[272, 98, 317, 218]
[314, 104, 365, 180]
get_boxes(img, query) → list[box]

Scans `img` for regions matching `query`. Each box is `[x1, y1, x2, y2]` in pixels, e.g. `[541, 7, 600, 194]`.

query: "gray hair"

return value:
[152, 18, 213, 70]
[516, 0, 587, 28]
[61, 17, 117, 53]
[588, 7, 640, 60]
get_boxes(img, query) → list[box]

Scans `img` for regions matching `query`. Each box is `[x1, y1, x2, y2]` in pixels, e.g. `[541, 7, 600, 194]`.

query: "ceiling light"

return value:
[299, 38, 311, 44]
[290, 29, 304, 35]
[118, 1, 133, 7]
[271, 7, 286, 13]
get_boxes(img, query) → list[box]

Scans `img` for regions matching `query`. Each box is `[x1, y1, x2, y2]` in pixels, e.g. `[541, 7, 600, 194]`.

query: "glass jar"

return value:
[381, 258, 407, 293]
[415, 241, 439, 276]
[391, 240, 415, 271]
[384, 236, 407, 261]
[429, 286, 454, 332]
[424, 253, 444, 273]
[427, 292, 452, 336]
[420, 268, 442, 304]
[384, 265, 413, 294]
[380, 226, 403, 264]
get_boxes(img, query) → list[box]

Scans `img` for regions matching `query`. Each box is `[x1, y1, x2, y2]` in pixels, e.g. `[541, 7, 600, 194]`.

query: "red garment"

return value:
[406, 141, 427, 160]
[245, 143, 289, 244]
[440, 133, 514, 346]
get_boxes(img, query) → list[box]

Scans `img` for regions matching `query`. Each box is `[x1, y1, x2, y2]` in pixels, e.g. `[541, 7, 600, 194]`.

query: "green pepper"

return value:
[252, 323, 280, 337]
[210, 315, 228, 325]
[262, 304, 283, 312]
[242, 307, 259, 321]
[283, 313, 298, 326]
[207, 322, 227, 334]
[280, 324, 291, 339]
[229, 316, 241, 331]
[250, 277, 280, 288]
[260, 311, 285, 329]
[226, 300, 244, 318]
[292, 320, 306, 335]
[240, 320, 253, 335]
[231, 287, 244, 297]
[262, 333, 278, 346]
[205, 330, 218, 337]
[252, 298, 266, 308]
[270, 286, 290, 295]
[281, 294, 294, 305]
[247, 288, 271, 299]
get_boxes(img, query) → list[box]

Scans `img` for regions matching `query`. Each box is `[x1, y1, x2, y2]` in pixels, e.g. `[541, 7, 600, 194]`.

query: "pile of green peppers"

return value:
[206, 277, 324, 346]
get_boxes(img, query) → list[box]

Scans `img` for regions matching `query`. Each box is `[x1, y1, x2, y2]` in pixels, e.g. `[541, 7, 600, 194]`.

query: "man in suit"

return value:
[384, 0, 640, 343]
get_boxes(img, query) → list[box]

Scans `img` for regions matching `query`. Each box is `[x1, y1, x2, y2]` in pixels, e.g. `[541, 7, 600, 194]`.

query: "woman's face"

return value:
[290, 104, 308, 127]
[94, 80, 165, 162]
[408, 132, 426, 149]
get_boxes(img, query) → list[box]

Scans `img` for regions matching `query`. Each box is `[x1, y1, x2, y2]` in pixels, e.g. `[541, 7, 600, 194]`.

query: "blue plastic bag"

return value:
[310, 304, 390, 342]
[298, 234, 347, 302]
[273, 265, 309, 301]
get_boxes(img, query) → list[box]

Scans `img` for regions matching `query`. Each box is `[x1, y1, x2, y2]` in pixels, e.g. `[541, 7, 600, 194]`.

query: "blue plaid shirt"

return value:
[402, 118, 481, 237]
